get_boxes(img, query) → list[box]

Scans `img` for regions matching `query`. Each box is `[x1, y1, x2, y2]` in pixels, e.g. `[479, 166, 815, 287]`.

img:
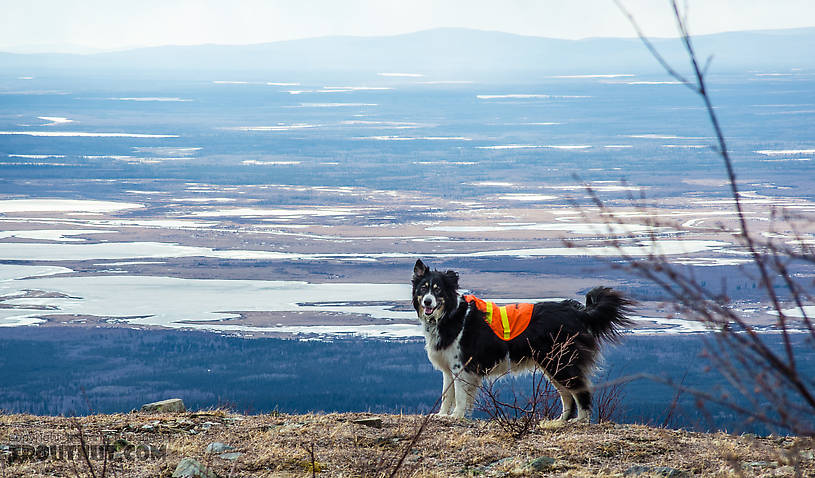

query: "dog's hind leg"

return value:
[451, 371, 480, 419]
[573, 389, 592, 422]
[564, 372, 592, 423]
[550, 364, 592, 423]
[436, 371, 455, 416]
[547, 376, 575, 421]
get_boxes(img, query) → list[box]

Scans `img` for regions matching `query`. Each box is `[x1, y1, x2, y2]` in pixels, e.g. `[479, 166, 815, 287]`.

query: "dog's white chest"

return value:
[422, 325, 462, 372]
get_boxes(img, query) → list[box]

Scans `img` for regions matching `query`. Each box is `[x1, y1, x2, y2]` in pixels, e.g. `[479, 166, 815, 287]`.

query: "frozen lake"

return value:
[1, 264, 709, 336]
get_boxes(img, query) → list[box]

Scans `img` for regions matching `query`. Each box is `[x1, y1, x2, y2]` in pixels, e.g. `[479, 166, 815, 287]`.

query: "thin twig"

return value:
[72, 419, 98, 478]
[591, 0, 815, 435]
[301, 442, 317, 478]
[387, 358, 472, 478]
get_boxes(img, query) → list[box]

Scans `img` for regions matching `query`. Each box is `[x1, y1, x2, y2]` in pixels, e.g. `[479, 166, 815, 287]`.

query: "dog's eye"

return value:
[433, 284, 439, 290]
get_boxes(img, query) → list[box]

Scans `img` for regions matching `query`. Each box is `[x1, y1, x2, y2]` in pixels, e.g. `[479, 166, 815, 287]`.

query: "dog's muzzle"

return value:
[419, 294, 441, 321]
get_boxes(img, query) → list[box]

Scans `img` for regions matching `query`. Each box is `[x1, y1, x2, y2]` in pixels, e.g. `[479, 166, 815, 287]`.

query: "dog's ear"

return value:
[444, 270, 459, 290]
[413, 259, 428, 280]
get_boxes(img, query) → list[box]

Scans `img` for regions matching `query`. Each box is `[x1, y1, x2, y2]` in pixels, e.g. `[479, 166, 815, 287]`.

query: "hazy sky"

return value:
[3, 0, 815, 53]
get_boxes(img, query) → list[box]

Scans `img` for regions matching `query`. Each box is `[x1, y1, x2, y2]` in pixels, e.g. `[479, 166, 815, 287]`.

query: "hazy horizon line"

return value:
[3, 24, 814, 56]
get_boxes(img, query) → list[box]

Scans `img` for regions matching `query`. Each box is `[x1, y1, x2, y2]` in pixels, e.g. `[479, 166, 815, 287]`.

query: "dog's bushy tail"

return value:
[582, 287, 634, 342]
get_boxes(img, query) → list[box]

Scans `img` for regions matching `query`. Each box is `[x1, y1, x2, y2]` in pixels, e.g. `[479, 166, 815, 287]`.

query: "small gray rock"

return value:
[112, 438, 132, 452]
[529, 456, 555, 471]
[141, 398, 186, 413]
[172, 457, 217, 478]
[352, 417, 382, 428]
[624, 465, 690, 477]
[205, 442, 234, 454]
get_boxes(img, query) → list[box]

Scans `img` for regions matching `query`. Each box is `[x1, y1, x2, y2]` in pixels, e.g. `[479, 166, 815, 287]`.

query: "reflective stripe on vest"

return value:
[464, 295, 533, 341]
[499, 305, 511, 340]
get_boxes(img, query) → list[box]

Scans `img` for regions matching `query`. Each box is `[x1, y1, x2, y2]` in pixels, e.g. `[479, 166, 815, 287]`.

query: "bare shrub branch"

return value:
[474, 332, 603, 437]
[477, 366, 561, 438]
[348, 358, 474, 478]
[579, 0, 815, 435]
[595, 369, 626, 424]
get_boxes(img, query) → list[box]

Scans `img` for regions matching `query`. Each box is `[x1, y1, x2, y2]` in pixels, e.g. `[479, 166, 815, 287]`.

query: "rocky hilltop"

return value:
[1, 406, 812, 477]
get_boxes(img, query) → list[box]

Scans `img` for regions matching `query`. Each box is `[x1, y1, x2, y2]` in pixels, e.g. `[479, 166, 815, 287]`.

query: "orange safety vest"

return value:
[463, 295, 534, 341]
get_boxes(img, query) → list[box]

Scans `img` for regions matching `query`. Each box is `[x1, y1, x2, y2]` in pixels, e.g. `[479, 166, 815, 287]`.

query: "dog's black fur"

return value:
[411, 259, 633, 420]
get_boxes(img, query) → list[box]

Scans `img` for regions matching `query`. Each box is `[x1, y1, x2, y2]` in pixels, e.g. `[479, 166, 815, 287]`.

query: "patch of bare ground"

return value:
[1, 411, 812, 477]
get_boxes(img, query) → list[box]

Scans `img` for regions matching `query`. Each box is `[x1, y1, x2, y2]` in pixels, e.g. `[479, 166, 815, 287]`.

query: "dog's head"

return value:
[411, 259, 459, 322]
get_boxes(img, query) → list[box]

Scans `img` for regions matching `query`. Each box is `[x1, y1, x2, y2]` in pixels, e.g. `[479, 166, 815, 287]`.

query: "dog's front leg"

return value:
[451, 371, 480, 418]
[436, 371, 455, 416]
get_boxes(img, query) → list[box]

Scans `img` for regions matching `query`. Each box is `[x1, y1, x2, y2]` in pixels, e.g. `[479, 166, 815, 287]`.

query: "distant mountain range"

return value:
[2, 27, 813, 77]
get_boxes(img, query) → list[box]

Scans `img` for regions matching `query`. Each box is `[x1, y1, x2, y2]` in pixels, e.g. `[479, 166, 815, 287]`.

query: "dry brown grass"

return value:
[0, 411, 812, 477]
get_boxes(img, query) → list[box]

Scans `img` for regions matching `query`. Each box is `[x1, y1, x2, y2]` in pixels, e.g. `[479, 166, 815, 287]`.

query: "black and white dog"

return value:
[411, 259, 632, 421]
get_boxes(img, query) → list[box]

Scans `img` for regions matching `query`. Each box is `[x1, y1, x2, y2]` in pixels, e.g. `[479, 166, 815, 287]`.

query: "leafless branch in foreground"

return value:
[350, 358, 473, 478]
[301, 442, 317, 478]
[590, 0, 815, 435]
[596, 368, 626, 424]
[68, 418, 110, 478]
[473, 333, 621, 437]
[477, 366, 561, 438]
